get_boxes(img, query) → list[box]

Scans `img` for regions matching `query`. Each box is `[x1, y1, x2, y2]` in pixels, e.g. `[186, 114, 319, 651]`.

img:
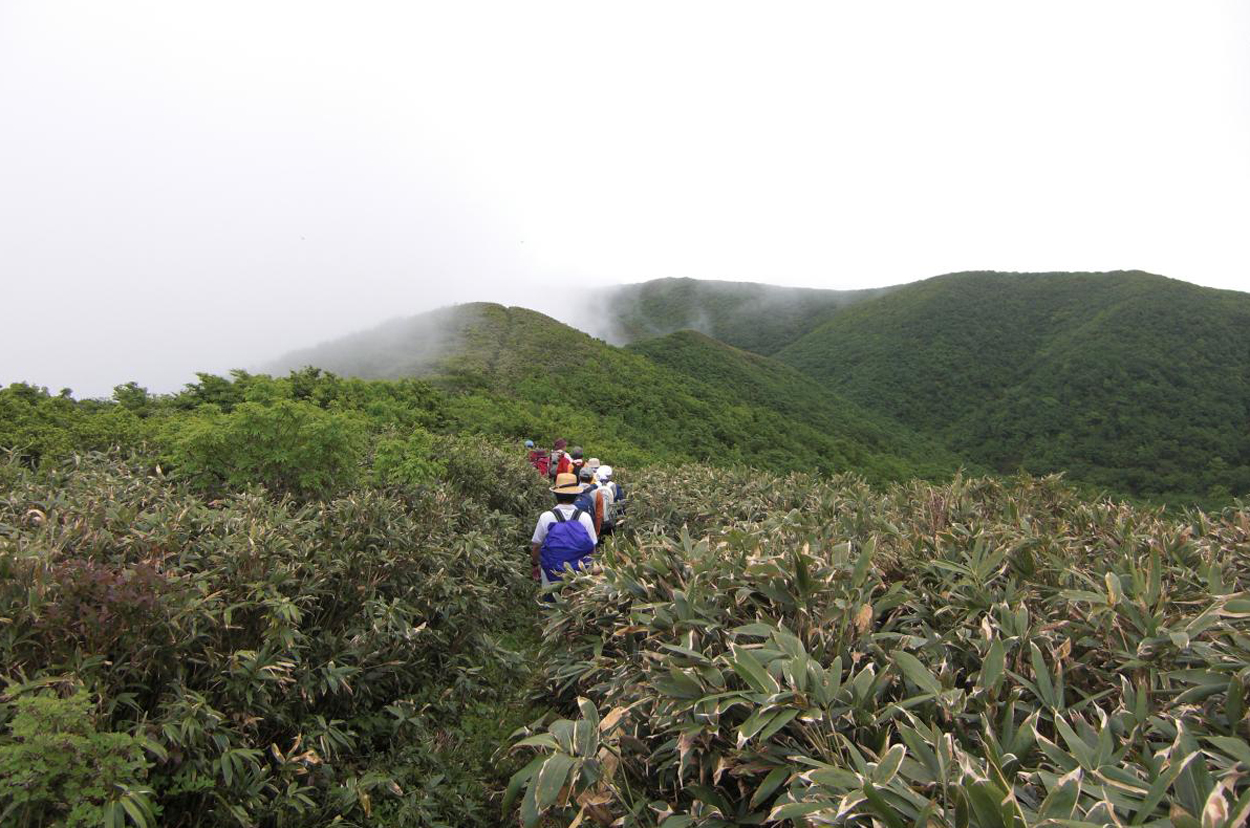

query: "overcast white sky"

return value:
[2, 2, 1248, 397]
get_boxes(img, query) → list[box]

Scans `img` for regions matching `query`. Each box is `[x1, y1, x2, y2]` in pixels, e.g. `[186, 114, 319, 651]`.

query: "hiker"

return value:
[525, 439, 550, 476]
[549, 438, 572, 481]
[531, 472, 597, 587]
[573, 464, 606, 540]
[569, 446, 586, 479]
[598, 465, 625, 522]
[593, 464, 617, 535]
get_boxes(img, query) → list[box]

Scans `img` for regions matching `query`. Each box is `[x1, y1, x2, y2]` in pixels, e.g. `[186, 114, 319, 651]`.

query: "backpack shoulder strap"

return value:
[552, 509, 567, 524]
[571, 508, 585, 521]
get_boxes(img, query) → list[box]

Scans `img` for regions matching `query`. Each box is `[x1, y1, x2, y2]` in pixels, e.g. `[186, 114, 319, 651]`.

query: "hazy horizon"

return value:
[3, 2, 1248, 397]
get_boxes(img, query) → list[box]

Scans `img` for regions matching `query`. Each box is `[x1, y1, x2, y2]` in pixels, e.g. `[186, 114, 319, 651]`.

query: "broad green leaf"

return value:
[502, 754, 545, 816]
[851, 538, 876, 588]
[534, 753, 577, 811]
[513, 734, 560, 750]
[550, 719, 576, 754]
[1054, 715, 1096, 771]
[1030, 642, 1057, 708]
[806, 767, 863, 789]
[750, 766, 791, 809]
[862, 781, 907, 828]
[738, 708, 781, 747]
[1131, 751, 1197, 825]
[1105, 571, 1123, 605]
[964, 779, 1010, 828]
[758, 707, 799, 741]
[1201, 785, 1228, 828]
[520, 780, 541, 828]
[575, 699, 601, 755]
[895, 651, 942, 697]
[872, 744, 906, 786]
[119, 795, 153, 828]
[1204, 736, 1250, 767]
[981, 637, 1005, 691]
[727, 645, 780, 695]
[1039, 767, 1082, 820]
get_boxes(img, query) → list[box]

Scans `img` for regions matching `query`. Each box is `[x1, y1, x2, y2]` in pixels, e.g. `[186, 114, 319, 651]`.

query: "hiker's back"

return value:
[529, 449, 550, 476]
[597, 480, 616, 526]
[538, 505, 595, 582]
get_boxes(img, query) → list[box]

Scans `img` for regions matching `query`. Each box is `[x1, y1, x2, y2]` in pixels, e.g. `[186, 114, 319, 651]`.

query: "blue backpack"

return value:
[539, 508, 595, 583]
[573, 483, 599, 516]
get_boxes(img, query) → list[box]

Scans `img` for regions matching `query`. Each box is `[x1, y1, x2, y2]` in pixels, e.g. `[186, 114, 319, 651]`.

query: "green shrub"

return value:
[441, 433, 551, 516]
[163, 399, 368, 500]
[0, 685, 156, 827]
[0, 383, 147, 467]
[372, 427, 446, 488]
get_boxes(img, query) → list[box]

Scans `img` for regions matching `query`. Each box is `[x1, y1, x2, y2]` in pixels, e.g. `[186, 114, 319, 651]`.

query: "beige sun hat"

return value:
[550, 472, 587, 494]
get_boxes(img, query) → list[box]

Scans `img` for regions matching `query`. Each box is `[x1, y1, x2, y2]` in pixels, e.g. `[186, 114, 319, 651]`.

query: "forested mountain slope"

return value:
[601, 277, 891, 355]
[627, 330, 964, 476]
[269, 303, 954, 481]
[776, 270, 1250, 501]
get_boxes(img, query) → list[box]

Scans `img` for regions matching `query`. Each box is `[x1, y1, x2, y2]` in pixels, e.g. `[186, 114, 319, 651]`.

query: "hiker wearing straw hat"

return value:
[530, 472, 597, 587]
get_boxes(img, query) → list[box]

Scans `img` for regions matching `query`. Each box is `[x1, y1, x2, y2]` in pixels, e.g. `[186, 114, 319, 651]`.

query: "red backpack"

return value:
[529, 450, 550, 476]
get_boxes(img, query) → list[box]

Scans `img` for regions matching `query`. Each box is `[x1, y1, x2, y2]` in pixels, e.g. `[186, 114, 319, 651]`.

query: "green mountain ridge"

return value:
[269, 302, 953, 482]
[776, 270, 1250, 501]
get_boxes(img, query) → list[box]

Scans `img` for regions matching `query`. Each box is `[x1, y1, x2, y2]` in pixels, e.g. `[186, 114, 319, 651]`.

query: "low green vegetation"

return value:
[1, 366, 574, 825]
[0, 688, 155, 827]
[0, 439, 548, 826]
[776, 271, 1250, 505]
[509, 465, 1250, 827]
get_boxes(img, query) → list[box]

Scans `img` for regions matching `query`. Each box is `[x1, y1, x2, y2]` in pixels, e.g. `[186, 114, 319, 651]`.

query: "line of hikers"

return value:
[524, 438, 626, 588]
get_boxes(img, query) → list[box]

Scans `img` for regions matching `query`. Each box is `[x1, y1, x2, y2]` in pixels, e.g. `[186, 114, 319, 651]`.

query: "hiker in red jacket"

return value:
[549, 438, 572, 481]
[525, 440, 550, 476]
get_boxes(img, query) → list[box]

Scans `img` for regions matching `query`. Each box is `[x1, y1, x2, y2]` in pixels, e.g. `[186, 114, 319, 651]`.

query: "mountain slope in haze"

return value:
[269, 303, 956, 482]
[602, 277, 892, 355]
[269, 305, 474, 380]
[776, 271, 1250, 501]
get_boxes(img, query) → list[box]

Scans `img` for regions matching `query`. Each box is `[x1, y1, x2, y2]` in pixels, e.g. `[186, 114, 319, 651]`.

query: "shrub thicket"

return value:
[0, 441, 548, 826]
[510, 466, 1250, 827]
[161, 400, 370, 500]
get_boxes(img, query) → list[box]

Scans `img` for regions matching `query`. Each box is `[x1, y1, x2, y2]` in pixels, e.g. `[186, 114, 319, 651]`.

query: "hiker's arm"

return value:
[531, 542, 541, 579]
